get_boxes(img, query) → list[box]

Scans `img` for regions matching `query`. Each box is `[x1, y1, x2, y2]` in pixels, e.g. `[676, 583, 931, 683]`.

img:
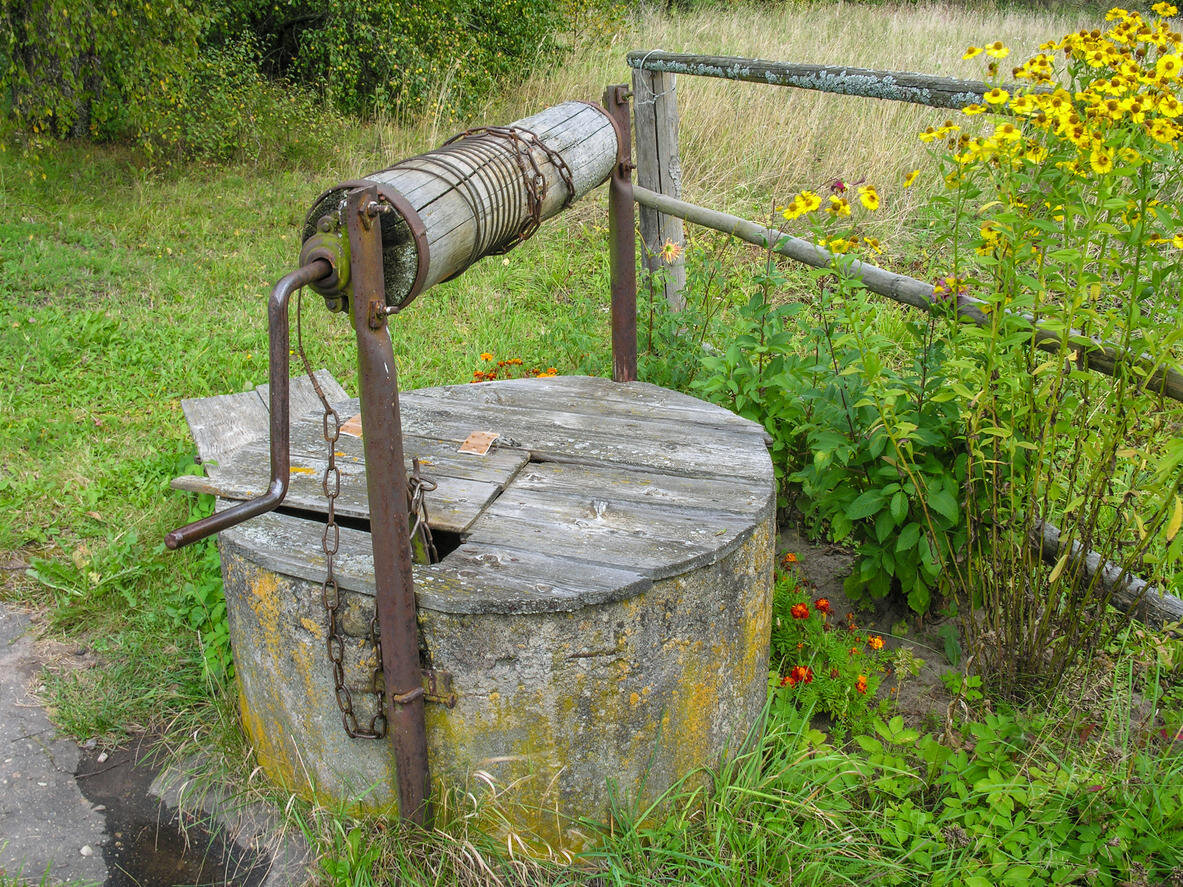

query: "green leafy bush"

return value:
[209, 0, 565, 121]
[2, 0, 599, 157]
[916, 9, 1183, 694]
[696, 259, 969, 616]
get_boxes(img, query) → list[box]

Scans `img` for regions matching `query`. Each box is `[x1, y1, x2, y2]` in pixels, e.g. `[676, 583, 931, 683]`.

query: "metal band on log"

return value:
[302, 102, 618, 310]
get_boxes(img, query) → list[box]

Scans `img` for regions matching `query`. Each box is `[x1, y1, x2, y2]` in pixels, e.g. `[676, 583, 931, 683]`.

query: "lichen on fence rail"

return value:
[626, 50, 1044, 110]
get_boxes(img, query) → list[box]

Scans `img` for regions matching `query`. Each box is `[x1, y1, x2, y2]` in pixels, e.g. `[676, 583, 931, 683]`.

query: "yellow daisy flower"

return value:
[858, 185, 880, 211]
[826, 195, 851, 217]
[798, 191, 822, 213]
[902, 169, 920, 187]
[984, 87, 1010, 105]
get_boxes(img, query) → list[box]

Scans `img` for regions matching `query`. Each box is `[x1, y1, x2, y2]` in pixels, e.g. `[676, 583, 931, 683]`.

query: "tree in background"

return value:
[1, 0, 582, 159]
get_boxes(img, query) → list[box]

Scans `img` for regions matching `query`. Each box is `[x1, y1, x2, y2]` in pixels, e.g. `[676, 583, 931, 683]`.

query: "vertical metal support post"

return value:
[344, 187, 431, 826]
[604, 84, 638, 384]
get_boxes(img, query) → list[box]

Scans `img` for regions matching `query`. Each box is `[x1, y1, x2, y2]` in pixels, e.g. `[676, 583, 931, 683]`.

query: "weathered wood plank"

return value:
[180, 389, 268, 471]
[507, 460, 774, 524]
[201, 442, 514, 534]
[220, 510, 652, 615]
[633, 67, 686, 310]
[418, 376, 770, 442]
[398, 390, 773, 484]
[465, 485, 758, 580]
[256, 369, 349, 421]
[282, 417, 531, 487]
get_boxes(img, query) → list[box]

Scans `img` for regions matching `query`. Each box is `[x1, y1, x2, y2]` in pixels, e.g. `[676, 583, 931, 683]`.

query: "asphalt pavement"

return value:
[0, 604, 108, 886]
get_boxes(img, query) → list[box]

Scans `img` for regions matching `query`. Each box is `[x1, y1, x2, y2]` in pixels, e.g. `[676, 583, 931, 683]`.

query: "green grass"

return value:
[2, 0, 1181, 883]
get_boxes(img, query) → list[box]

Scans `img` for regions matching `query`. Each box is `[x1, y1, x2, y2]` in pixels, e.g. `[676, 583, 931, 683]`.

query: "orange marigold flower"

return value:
[790, 602, 810, 620]
[855, 674, 868, 694]
[868, 635, 885, 651]
[779, 674, 794, 688]
[814, 597, 832, 614]
[780, 552, 798, 566]
[480, 352, 494, 361]
[790, 665, 814, 685]
[850, 647, 861, 656]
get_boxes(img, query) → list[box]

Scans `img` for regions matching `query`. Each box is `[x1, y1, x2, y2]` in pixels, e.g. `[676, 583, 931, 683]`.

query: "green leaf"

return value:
[928, 488, 960, 524]
[890, 490, 908, 523]
[896, 522, 921, 553]
[847, 489, 887, 520]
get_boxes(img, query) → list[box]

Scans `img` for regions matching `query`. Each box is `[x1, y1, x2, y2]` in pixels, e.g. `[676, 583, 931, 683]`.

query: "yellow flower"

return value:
[858, 185, 880, 211]
[903, 169, 919, 187]
[1089, 145, 1114, 174]
[994, 122, 1021, 142]
[1146, 118, 1179, 141]
[782, 199, 803, 221]
[962, 103, 987, 116]
[984, 87, 1010, 105]
[1157, 53, 1182, 79]
[1152, 1, 1177, 16]
[826, 195, 851, 217]
[1009, 95, 1037, 115]
[918, 126, 940, 142]
[1159, 95, 1183, 117]
[963, 46, 984, 59]
[986, 40, 1010, 58]
[1173, 233, 1183, 248]
[798, 190, 822, 213]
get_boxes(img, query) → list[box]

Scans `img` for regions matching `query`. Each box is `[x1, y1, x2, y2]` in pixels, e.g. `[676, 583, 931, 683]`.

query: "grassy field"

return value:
[2, 1, 1181, 884]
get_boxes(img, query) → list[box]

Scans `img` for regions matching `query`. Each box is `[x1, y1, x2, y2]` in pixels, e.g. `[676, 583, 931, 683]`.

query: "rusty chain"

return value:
[295, 286, 387, 740]
[407, 458, 439, 564]
[441, 125, 577, 253]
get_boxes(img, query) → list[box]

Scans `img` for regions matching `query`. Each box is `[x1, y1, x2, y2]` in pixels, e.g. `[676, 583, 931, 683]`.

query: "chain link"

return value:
[407, 458, 439, 565]
[442, 125, 578, 253]
[295, 287, 387, 740]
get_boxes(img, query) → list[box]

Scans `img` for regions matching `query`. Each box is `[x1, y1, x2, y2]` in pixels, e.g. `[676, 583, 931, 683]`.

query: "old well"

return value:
[177, 373, 774, 846]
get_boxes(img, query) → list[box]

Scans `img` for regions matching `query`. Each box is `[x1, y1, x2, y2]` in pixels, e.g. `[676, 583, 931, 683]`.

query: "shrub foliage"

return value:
[1, 0, 585, 158]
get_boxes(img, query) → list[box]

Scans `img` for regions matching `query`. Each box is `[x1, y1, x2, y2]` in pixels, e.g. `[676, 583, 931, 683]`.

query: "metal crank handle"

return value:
[165, 259, 332, 550]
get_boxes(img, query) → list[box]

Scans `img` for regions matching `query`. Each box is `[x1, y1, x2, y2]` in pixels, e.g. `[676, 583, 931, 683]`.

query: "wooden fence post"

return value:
[631, 66, 687, 311]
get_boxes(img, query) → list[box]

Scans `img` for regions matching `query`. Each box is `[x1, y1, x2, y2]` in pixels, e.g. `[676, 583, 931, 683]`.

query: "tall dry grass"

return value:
[479, 2, 1098, 231]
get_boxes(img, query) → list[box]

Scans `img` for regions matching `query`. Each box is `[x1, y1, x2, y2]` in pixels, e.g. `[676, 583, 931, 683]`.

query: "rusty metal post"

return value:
[603, 84, 638, 383]
[344, 186, 431, 826]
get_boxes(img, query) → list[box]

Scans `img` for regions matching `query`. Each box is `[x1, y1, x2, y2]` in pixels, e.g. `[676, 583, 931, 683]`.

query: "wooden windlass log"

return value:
[300, 102, 618, 311]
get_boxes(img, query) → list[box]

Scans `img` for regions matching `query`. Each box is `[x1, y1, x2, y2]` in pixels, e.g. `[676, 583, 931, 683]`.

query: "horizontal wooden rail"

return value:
[626, 51, 1040, 110]
[1035, 522, 1183, 631]
[631, 185, 1183, 405]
